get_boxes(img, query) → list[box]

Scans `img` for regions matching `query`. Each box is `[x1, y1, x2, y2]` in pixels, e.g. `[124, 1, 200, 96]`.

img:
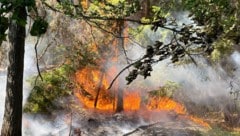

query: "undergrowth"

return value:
[24, 64, 74, 113]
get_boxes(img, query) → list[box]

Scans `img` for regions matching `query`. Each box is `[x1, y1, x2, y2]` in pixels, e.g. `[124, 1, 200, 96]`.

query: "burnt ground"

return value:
[70, 110, 209, 136]
[124, 121, 204, 136]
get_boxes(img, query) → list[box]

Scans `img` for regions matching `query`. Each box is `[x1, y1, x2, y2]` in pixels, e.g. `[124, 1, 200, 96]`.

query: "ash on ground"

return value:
[69, 110, 209, 136]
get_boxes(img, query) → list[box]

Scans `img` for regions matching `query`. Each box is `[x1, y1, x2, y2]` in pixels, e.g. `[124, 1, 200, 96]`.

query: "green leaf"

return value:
[30, 18, 48, 36]
[0, 34, 7, 46]
[152, 6, 161, 13]
[0, 16, 8, 33]
[11, 12, 27, 26]
[25, 0, 36, 7]
[0, 16, 8, 45]
[0, 0, 10, 4]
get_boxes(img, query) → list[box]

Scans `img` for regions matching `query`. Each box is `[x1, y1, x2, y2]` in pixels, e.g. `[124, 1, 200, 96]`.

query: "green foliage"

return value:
[211, 38, 234, 61]
[151, 6, 170, 19]
[11, 11, 28, 26]
[30, 18, 48, 36]
[148, 81, 180, 98]
[126, 23, 211, 84]
[0, 0, 41, 44]
[0, 1, 11, 45]
[0, 16, 8, 45]
[24, 65, 74, 113]
[129, 25, 153, 46]
[203, 127, 240, 136]
[125, 0, 240, 84]
[57, 0, 141, 18]
[0, 2, 12, 14]
[0, 0, 36, 11]
[183, 0, 231, 21]
[24, 0, 36, 7]
[102, 0, 140, 16]
[182, 0, 240, 54]
[140, 18, 151, 24]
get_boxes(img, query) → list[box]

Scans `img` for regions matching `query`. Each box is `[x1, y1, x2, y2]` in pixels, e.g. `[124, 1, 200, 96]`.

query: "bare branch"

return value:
[79, 13, 180, 32]
[34, 37, 43, 81]
[86, 19, 129, 38]
[38, 41, 52, 60]
[41, 0, 62, 13]
[107, 57, 146, 89]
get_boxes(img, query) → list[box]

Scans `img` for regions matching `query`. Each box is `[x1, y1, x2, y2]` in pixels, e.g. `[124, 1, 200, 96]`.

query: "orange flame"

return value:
[123, 91, 141, 111]
[75, 67, 210, 128]
[74, 18, 210, 128]
[189, 116, 210, 128]
[147, 97, 186, 114]
[75, 67, 113, 110]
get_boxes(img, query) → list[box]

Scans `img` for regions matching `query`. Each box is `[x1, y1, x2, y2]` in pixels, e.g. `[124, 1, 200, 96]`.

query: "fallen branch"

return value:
[123, 122, 159, 136]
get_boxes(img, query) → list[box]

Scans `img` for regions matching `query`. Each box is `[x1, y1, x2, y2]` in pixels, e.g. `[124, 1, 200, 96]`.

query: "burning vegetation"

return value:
[20, 1, 240, 135]
[74, 65, 210, 128]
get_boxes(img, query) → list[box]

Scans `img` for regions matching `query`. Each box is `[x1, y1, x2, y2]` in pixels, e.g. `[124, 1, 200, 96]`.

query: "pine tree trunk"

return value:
[1, 6, 26, 136]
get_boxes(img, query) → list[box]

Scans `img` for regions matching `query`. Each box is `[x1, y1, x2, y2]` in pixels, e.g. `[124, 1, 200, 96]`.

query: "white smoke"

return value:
[0, 74, 6, 128]
[118, 35, 236, 110]
[112, 11, 236, 110]
[0, 39, 70, 135]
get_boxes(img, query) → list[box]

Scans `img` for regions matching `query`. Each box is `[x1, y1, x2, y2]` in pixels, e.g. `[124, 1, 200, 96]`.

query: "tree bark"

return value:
[116, 89, 124, 112]
[94, 71, 104, 108]
[116, 21, 124, 112]
[1, 6, 27, 136]
[143, 0, 151, 17]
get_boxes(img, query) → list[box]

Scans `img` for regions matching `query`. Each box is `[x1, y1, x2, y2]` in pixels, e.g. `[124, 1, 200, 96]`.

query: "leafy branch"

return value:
[40, 1, 215, 87]
[108, 22, 213, 87]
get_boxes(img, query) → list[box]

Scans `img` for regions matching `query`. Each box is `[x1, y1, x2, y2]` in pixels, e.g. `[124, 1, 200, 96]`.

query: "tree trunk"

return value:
[94, 71, 104, 108]
[116, 21, 124, 112]
[116, 89, 124, 112]
[143, 0, 151, 17]
[1, 6, 26, 136]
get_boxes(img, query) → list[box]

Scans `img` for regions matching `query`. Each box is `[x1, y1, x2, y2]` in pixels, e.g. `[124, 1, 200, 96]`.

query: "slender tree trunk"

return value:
[1, 6, 26, 136]
[143, 0, 151, 17]
[116, 88, 124, 112]
[116, 21, 124, 112]
[94, 71, 104, 108]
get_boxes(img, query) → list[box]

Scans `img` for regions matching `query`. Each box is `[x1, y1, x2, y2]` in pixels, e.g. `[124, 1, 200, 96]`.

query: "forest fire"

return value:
[75, 67, 210, 128]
